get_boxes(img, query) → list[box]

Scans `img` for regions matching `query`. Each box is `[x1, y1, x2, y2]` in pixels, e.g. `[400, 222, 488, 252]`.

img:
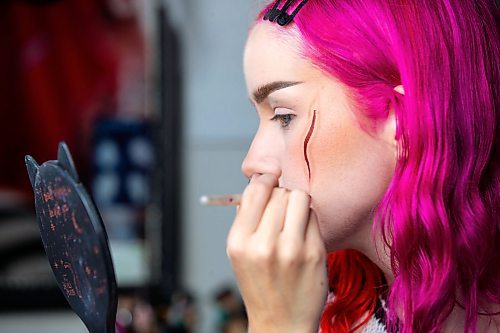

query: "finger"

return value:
[305, 209, 324, 245]
[256, 187, 289, 239]
[281, 190, 311, 240]
[233, 173, 279, 233]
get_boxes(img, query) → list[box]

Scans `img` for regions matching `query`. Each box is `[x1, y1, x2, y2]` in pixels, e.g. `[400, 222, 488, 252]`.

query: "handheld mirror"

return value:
[25, 142, 117, 333]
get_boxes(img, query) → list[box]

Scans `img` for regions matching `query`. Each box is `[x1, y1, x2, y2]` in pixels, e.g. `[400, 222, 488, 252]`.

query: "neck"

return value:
[349, 214, 394, 285]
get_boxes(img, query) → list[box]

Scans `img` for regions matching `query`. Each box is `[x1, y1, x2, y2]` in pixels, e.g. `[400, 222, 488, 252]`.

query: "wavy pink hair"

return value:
[257, 0, 499, 332]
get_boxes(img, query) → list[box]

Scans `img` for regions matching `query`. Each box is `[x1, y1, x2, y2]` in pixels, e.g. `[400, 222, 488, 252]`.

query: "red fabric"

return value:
[0, 0, 118, 196]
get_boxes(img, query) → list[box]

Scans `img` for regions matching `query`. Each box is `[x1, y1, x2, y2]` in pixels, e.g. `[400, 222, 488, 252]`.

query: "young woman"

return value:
[225, 0, 499, 332]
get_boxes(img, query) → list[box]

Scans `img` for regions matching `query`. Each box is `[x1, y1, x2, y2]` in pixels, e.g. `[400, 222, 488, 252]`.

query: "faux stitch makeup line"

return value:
[304, 110, 317, 181]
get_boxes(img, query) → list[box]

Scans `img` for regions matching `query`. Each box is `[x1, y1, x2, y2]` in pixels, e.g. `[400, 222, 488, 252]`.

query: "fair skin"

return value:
[226, 21, 500, 333]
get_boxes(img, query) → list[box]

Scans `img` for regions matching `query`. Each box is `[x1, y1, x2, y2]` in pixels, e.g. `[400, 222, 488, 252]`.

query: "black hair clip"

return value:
[263, 0, 309, 26]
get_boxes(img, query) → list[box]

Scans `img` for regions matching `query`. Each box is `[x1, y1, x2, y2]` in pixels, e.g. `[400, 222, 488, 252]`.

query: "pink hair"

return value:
[257, 0, 499, 332]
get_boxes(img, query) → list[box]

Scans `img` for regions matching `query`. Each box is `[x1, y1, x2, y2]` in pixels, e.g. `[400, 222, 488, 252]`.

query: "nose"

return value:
[241, 128, 282, 180]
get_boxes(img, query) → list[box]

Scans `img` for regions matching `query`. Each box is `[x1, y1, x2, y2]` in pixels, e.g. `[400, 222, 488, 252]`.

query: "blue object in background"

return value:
[91, 117, 155, 241]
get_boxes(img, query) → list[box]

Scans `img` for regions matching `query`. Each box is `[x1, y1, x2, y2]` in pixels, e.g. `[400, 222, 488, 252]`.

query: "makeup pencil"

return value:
[200, 194, 242, 206]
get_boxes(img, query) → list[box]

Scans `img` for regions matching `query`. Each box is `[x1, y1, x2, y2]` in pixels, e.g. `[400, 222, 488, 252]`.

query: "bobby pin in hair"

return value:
[263, 0, 309, 26]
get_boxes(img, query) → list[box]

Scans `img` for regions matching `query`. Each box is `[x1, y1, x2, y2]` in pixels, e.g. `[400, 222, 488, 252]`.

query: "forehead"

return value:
[243, 23, 318, 93]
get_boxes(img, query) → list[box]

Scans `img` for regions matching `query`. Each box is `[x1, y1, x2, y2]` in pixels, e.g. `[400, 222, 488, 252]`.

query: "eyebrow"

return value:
[252, 81, 302, 104]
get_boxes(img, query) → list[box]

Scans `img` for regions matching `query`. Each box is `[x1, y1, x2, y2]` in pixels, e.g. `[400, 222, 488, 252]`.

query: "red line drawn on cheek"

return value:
[304, 110, 317, 182]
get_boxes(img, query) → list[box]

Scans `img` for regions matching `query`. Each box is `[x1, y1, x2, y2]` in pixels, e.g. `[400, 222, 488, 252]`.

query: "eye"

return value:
[270, 113, 296, 129]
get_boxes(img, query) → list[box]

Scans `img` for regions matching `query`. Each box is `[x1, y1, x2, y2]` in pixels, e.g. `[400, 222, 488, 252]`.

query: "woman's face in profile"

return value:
[242, 22, 396, 251]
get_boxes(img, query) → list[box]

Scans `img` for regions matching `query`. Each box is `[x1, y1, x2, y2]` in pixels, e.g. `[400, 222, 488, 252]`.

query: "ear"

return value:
[393, 84, 405, 95]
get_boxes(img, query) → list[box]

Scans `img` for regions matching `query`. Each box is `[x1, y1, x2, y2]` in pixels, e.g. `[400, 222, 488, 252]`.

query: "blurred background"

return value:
[0, 0, 263, 332]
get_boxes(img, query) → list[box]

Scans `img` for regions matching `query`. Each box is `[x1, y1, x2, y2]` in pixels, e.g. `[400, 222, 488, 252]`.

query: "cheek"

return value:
[307, 111, 394, 249]
[311, 115, 367, 186]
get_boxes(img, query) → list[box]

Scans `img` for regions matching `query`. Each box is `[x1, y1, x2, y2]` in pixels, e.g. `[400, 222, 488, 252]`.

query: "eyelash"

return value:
[270, 113, 296, 129]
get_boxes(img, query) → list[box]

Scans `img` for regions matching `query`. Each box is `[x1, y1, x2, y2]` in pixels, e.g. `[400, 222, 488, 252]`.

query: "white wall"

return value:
[163, 1, 263, 332]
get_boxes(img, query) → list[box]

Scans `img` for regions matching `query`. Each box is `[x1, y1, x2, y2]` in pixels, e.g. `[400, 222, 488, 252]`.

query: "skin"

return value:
[239, 22, 397, 254]
[226, 21, 500, 333]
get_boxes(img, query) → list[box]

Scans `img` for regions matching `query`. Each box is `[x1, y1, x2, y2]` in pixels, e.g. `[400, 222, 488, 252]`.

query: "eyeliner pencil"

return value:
[200, 194, 242, 206]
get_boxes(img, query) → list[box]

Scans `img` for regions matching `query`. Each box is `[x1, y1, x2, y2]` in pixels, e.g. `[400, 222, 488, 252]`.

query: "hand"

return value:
[226, 174, 328, 333]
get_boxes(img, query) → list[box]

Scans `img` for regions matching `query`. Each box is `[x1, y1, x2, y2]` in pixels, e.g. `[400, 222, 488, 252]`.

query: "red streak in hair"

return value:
[304, 110, 317, 181]
[321, 250, 385, 333]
